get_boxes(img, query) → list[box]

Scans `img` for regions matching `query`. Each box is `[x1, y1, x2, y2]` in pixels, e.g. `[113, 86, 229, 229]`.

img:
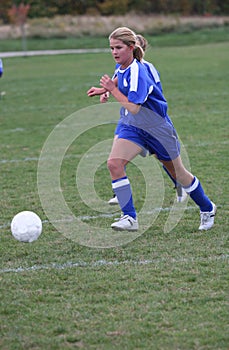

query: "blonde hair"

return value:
[109, 27, 144, 62]
[136, 34, 148, 52]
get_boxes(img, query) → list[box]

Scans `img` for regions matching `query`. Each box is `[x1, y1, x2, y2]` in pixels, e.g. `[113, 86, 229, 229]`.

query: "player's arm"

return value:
[87, 76, 118, 98]
[100, 74, 140, 114]
[100, 77, 118, 103]
[87, 86, 107, 97]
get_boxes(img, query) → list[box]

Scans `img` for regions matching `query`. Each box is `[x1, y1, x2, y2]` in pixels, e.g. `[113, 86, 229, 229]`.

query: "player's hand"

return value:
[87, 87, 99, 96]
[87, 87, 106, 97]
[100, 75, 116, 92]
[100, 92, 109, 103]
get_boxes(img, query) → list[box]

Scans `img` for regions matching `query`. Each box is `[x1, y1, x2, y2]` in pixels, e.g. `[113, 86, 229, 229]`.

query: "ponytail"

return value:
[133, 45, 144, 62]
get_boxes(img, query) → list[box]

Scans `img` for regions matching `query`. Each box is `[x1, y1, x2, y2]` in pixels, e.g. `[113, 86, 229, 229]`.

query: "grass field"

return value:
[0, 26, 229, 52]
[0, 31, 229, 349]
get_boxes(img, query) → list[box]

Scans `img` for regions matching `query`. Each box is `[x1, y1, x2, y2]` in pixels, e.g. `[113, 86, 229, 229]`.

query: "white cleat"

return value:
[199, 202, 217, 231]
[108, 195, 119, 205]
[176, 183, 188, 203]
[111, 215, 138, 231]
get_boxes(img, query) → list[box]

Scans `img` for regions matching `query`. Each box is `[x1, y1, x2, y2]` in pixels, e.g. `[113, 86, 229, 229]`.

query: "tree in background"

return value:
[0, 0, 228, 23]
[97, 0, 129, 15]
[8, 3, 30, 54]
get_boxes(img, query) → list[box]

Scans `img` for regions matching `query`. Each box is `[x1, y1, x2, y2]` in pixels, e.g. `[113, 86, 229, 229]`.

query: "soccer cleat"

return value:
[199, 202, 217, 231]
[108, 194, 119, 205]
[111, 215, 138, 231]
[176, 183, 188, 203]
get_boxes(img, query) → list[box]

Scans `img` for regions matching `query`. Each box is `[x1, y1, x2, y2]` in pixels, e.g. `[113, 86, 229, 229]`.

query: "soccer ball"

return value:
[11, 211, 42, 243]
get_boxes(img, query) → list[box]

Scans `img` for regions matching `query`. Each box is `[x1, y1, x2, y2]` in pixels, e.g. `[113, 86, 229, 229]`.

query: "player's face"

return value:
[109, 38, 134, 69]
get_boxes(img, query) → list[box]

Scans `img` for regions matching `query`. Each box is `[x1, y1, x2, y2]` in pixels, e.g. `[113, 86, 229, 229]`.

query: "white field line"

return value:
[0, 48, 110, 58]
[0, 205, 197, 231]
[74, 205, 197, 221]
[1, 254, 228, 274]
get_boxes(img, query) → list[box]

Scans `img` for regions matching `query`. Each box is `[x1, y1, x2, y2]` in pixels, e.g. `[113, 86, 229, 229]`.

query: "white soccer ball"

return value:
[11, 211, 42, 243]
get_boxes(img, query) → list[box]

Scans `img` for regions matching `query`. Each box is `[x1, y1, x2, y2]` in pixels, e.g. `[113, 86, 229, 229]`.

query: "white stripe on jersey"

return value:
[143, 59, 160, 83]
[143, 85, 154, 103]
[130, 60, 139, 92]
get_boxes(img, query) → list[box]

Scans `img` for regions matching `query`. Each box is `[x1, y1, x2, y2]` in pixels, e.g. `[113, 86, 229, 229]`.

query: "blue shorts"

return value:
[114, 121, 122, 136]
[115, 121, 148, 157]
[117, 122, 180, 161]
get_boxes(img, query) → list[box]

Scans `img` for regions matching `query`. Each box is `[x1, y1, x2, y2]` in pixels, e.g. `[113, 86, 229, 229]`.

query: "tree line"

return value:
[1, 0, 228, 23]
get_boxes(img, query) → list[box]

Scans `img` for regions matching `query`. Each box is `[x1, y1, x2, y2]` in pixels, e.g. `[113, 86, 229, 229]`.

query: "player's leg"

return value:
[161, 163, 187, 203]
[108, 152, 187, 205]
[107, 138, 141, 231]
[108, 135, 148, 205]
[108, 134, 120, 205]
[161, 156, 216, 230]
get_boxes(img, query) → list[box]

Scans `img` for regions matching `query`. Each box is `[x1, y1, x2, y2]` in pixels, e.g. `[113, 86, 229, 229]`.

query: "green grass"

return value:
[0, 26, 229, 52]
[0, 33, 228, 349]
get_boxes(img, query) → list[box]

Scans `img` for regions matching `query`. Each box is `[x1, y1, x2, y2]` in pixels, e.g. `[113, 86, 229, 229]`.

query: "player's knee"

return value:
[107, 158, 123, 176]
[107, 158, 117, 173]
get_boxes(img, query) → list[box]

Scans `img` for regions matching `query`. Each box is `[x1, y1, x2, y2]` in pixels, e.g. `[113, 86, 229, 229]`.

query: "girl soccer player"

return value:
[105, 34, 187, 205]
[87, 27, 216, 231]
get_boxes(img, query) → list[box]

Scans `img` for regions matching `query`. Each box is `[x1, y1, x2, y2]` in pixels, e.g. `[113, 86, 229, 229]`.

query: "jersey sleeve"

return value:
[128, 61, 153, 105]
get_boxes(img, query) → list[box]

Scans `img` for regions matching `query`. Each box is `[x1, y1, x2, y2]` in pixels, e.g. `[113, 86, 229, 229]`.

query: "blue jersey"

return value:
[113, 60, 162, 94]
[142, 59, 163, 92]
[115, 59, 171, 129]
[113, 59, 163, 96]
[113, 59, 180, 160]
